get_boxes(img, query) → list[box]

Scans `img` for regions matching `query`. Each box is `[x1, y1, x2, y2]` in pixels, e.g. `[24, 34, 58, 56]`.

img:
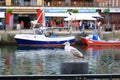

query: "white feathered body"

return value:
[64, 43, 84, 61]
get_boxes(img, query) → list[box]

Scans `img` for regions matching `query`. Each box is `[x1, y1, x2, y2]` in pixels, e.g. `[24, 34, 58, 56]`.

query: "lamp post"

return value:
[107, 0, 110, 30]
[68, 9, 78, 35]
[103, 0, 110, 31]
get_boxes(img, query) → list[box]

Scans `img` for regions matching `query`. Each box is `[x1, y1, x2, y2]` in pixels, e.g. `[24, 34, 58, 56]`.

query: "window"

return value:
[116, 0, 118, 6]
[65, 0, 71, 6]
[0, 0, 5, 6]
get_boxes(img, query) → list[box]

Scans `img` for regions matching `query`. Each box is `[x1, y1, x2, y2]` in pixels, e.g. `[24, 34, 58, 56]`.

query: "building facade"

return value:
[0, 0, 120, 30]
[95, 0, 120, 7]
[4, 0, 95, 7]
[95, 0, 120, 30]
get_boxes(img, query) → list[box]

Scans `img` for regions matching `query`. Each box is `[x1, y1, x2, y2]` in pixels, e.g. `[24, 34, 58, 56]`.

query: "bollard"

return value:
[60, 62, 89, 74]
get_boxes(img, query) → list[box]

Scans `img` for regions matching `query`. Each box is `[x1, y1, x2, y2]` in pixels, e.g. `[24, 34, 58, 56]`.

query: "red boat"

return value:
[81, 34, 120, 46]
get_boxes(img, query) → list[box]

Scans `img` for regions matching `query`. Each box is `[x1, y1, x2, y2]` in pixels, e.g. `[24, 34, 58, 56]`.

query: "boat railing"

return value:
[47, 27, 70, 31]
[0, 74, 119, 80]
[33, 27, 48, 35]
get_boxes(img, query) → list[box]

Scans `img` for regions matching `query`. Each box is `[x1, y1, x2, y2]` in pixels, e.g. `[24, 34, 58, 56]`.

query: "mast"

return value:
[42, 0, 45, 27]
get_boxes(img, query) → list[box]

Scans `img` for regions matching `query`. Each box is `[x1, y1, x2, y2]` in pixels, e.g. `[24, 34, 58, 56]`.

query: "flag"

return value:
[6, 13, 11, 25]
[9, 15, 14, 28]
[36, 9, 42, 23]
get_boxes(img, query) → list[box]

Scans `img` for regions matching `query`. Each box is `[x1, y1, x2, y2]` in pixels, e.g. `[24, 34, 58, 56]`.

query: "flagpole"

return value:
[42, 0, 45, 27]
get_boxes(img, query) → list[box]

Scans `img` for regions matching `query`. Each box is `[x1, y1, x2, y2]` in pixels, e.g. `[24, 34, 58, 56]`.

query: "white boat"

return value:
[14, 28, 75, 48]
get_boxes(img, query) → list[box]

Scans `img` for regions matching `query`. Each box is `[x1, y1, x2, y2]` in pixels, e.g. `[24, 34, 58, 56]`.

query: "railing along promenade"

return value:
[0, 74, 120, 80]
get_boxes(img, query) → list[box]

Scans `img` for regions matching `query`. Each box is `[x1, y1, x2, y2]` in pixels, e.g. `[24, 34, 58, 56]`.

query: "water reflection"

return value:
[82, 45, 120, 74]
[0, 45, 120, 75]
[15, 47, 67, 75]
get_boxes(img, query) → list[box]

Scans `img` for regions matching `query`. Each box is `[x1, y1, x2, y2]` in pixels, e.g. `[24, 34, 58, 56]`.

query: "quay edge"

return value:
[0, 30, 120, 45]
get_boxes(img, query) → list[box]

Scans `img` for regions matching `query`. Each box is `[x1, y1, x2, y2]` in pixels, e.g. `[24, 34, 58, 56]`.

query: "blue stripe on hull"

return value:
[15, 39, 75, 45]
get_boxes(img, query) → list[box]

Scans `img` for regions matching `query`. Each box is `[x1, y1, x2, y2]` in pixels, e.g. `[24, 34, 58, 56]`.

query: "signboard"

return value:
[0, 9, 5, 18]
[45, 9, 67, 13]
[45, 9, 96, 13]
[0, 12, 5, 18]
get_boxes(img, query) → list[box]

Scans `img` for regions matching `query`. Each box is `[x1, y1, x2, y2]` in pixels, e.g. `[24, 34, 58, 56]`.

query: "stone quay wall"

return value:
[0, 30, 120, 45]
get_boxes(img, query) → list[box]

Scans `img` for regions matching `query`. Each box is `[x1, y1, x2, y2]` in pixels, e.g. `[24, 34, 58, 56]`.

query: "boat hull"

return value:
[81, 37, 120, 46]
[15, 34, 75, 47]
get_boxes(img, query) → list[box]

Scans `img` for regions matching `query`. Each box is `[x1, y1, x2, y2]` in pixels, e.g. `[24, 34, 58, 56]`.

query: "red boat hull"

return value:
[81, 37, 120, 46]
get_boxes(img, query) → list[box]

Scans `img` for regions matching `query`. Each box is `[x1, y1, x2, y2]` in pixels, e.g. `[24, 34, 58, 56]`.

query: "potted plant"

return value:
[103, 8, 110, 14]
[6, 8, 13, 13]
[72, 9, 78, 13]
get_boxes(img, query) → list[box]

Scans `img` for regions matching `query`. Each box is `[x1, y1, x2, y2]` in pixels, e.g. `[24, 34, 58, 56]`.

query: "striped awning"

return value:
[45, 12, 101, 18]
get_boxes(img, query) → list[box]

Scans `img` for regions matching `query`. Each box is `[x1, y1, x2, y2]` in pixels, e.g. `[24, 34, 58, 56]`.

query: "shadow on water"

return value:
[16, 46, 64, 51]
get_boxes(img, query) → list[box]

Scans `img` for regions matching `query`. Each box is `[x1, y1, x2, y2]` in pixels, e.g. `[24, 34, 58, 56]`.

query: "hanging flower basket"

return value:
[103, 8, 110, 13]
[6, 9, 12, 25]
[6, 8, 13, 13]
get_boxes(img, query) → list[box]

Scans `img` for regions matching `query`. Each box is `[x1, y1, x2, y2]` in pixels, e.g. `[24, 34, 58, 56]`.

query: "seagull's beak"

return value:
[63, 43, 66, 46]
[81, 56, 84, 58]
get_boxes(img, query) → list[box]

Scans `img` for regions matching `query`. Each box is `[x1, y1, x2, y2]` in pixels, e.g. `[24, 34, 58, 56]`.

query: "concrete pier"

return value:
[0, 29, 120, 44]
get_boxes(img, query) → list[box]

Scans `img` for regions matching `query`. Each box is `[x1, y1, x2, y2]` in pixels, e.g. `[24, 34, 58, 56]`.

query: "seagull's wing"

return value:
[69, 46, 83, 58]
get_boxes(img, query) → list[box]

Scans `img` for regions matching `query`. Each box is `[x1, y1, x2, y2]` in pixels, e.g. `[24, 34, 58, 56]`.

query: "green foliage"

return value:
[72, 9, 78, 13]
[6, 8, 13, 13]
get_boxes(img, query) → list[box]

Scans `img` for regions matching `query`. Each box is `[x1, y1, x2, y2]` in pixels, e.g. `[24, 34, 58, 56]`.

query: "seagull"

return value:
[64, 42, 84, 61]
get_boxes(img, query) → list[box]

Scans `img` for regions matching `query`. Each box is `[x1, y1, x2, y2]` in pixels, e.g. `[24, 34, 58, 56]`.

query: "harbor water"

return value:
[0, 45, 120, 75]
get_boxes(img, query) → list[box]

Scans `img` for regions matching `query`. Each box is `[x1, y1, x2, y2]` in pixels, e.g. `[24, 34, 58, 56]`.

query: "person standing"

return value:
[75, 21, 79, 30]
[20, 20, 24, 29]
[97, 21, 102, 31]
[79, 20, 83, 31]
[46, 21, 49, 27]
[50, 20, 54, 27]
[59, 21, 64, 31]
[0, 21, 3, 30]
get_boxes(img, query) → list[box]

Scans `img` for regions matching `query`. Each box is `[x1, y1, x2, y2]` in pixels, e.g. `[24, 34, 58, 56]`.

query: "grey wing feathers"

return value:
[70, 47, 83, 57]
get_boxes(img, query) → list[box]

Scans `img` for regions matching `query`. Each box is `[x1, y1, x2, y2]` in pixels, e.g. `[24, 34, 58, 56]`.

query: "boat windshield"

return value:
[92, 35, 101, 40]
[33, 28, 47, 35]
